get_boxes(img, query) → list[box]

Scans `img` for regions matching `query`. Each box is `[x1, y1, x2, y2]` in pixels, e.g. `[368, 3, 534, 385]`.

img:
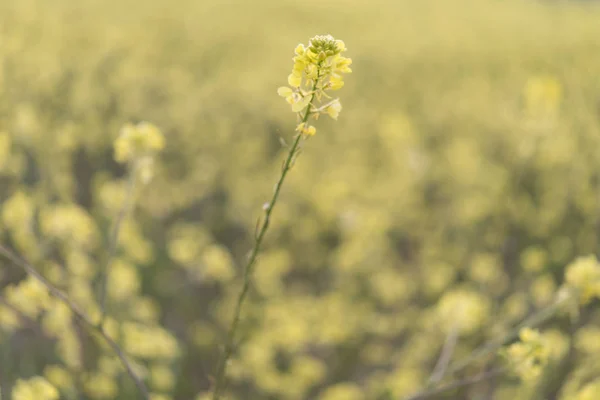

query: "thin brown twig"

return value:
[0, 244, 150, 399]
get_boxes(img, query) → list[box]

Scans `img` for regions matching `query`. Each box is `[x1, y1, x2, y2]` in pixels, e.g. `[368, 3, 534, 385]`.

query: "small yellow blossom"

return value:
[564, 255, 600, 305]
[575, 381, 600, 400]
[319, 383, 363, 400]
[44, 365, 74, 391]
[83, 373, 118, 399]
[122, 322, 180, 360]
[295, 123, 317, 136]
[501, 328, 550, 382]
[12, 377, 59, 400]
[150, 364, 175, 391]
[326, 99, 342, 120]
[436, 288, 490, 335]
[114, 122, 165, 164]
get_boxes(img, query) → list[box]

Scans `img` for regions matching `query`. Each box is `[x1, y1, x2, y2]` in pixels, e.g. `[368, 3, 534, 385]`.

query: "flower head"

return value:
[501, 328, 550, 382]
[114, 122, 165, 164]
[277, 34, 352, 136]
[564, 255, 600, 305]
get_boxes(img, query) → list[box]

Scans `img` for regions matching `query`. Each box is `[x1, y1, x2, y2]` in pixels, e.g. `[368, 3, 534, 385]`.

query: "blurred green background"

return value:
[2, 0, 600, 399]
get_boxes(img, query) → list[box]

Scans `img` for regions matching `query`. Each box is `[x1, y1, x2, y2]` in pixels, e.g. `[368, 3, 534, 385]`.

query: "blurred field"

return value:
[2, 0, 600, 399]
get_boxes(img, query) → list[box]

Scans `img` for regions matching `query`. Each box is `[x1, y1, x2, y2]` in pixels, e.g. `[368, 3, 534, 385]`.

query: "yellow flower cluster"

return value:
[564, 255, 600, 305]
[5, 276, 51, 319]
[39, 204, 99, 249]
[277, 34, 352, 135]
[3, 1, 600, 399]
[114, 122, 165, 183]
[12, 377, 59, 400]
[114, 122, 165, 164]
[122, 322, 180, 360]
[575, 380, 600, 400]
[502, 328, 550, 382]
[436, 288, 490, 335]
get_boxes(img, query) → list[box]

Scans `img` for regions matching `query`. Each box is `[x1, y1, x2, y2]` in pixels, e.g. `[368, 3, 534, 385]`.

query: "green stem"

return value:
[211, 80, 319, 400]
[99, 162, 138, 319]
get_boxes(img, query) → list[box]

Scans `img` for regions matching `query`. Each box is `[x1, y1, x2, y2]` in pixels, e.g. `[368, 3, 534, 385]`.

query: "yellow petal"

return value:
[277, 87, 294, 97]
[292, 96, 312, 112]
[288, 74, 302, 88]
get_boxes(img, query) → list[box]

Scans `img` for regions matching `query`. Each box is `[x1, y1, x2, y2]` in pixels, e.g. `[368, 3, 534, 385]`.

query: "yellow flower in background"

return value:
[83, 373, 118, 399]
[564, 255, 600, 305]
[575, 381, 600, 400]
[524, 75, 562, 119]
[5, 276, 51, 319]
[44, 365, 74, 391]
[501, 328, 550, 382]
[150, 364, 176, 392]
[319, 383, 363, 400]
[2, 191, 34, 231]
[436, 288, 490, 335]
[114, 122, 165, 164]
[12, 377, 59, 400]
[39, 204, 99, 249]
[122, 322, 180, 360]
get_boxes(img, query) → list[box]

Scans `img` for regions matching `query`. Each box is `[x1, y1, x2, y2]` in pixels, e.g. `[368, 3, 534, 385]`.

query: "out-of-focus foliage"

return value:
[2, 0, 600, 399]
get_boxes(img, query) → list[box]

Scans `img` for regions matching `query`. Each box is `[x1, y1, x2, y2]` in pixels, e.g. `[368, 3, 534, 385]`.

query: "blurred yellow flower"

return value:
[114, 122, 165, 164]
[564, 255, 600, 305]
[436, 288, 490, 335]
[12, 377, 59, 400]
[501, 328, 550, 382]
[319, 383, 363, 400]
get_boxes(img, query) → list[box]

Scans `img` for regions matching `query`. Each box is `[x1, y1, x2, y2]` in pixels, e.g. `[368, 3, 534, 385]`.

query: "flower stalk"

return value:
[211, 34, 351, 400]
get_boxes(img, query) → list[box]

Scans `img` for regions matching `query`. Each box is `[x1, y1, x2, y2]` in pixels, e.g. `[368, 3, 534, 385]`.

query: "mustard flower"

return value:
[277, 34, 352, 136]
[436, 288, 490, 335]
[12, 377, 59, 400]
[114, 122, 165, 162]
[564, 255, 600, 305]
[501, 328, 550, 382]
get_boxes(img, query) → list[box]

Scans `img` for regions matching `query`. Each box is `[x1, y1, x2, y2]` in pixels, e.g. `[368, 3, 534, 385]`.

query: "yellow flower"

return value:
[83, 373, 118, 399]
[319, 383, 363, 400]
[576, 381, 600, 400]
[326, 99, 342, 120]
[114, 122, 165, 164]
[564, 255, 600, 305]
[436, 288, 490, 335]
[44, 365, 74, 391]
[279, 34, 351, 128]
[501, 328, 550, 382]
[296, 123, 317, 136]
[12, 377, 59, 400]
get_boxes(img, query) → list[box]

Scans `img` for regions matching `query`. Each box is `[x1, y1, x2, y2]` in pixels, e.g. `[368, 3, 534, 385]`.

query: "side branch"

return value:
[0, 244, 150, 400]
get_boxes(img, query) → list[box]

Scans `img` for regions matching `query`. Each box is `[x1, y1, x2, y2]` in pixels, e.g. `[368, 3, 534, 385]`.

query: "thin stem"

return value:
[211, 80, 320, 400]
[428, 323, 459, 385]
[99, 163, 138, 319]
[401, 297, 567, 400]
[445, 297, 565, 377]
[0, 244, 150, 399]
[403, 367, 506, 400]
